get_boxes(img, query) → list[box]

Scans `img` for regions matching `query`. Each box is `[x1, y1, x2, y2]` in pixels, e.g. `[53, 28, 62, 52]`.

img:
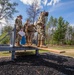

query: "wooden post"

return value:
[11, 50, 15, 60]
[35, 49, 39, 56]
[13, 25, 16, 46]
[11, 25, 16, 60]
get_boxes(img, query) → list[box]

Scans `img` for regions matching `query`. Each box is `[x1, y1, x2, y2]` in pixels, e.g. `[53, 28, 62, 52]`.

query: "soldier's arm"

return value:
[15, 19, 18, 25]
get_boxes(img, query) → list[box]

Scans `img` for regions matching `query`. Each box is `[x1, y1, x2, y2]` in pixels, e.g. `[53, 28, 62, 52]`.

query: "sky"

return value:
[10, 0, 74, 26]
[0, 0, 74, 26]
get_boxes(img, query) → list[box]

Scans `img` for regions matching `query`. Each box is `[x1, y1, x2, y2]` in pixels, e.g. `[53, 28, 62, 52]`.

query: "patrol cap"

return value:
[18, 15, 22, 18]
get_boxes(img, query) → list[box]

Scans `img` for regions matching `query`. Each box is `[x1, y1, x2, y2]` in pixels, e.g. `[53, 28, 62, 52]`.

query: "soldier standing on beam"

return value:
[23, 19, 30, 45]
[15, 15, 23, 46]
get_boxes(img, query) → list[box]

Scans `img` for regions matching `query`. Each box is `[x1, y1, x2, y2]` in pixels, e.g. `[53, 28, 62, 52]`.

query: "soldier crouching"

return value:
[23, 19, 35, 45]
[23, 19, 30, 45]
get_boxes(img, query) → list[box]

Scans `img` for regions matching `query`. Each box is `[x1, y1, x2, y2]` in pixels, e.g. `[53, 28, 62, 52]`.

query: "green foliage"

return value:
[2, 25, 13, 33]
[46, 16, 58, 44]
[0, 25, 12, 44]
[46, 16, 74, 45]
[0, 33, 10, 44]
[0, 36, 9, 44]
[64, 40, 74, 45]
[53, 17, 68, 44]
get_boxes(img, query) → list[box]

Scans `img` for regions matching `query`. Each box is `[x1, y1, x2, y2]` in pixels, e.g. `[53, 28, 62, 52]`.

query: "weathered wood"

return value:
[0, 46, 39, 51]
[0, 46, 39, 60]
[0, 25, 40, 60]
[35, 49, 39, 56]
[11, 50, 15, 60]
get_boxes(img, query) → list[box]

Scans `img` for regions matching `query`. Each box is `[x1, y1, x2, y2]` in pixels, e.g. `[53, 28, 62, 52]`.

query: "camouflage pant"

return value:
[37, 32, 45, 46]
[15, 26, 22, 43]
[38, 33, 45, 41]
[25, 32, 34, 45]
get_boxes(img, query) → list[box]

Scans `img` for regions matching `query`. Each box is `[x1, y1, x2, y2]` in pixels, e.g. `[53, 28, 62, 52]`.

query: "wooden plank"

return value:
[35, 49, 39, 56]
[38, 47, 65, 53]
[0, 46, 38, 51]
[11, 50, 15, 60]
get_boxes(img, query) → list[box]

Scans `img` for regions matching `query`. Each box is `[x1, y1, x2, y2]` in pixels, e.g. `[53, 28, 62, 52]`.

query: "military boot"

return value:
[40, 40, 47, 48]
[15, 42, 21, 47]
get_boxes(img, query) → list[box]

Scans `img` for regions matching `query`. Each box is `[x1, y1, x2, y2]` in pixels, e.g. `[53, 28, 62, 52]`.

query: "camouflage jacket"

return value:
[15, 18, 22, 29]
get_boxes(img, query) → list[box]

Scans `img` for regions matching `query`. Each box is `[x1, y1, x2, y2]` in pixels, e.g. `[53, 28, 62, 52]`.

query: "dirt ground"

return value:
[0, 53, 74, 75]
[52, 49, 74, 58]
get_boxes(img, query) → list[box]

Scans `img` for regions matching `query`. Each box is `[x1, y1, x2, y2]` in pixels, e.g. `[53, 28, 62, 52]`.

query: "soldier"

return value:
[37, 23, 45, 47]
[24, 19, 36, 45]
[36, 11, 48, 47]
[15, 15, 22, 46]
[23, 19, 30, 45]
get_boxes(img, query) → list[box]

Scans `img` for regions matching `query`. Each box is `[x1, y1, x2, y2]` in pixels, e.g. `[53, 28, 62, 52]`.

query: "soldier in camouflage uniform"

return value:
[36, 11, 48, 47]
[23, 20, 36, 45]
[15, 15, 22, 46]
[23, 19, 30, 45]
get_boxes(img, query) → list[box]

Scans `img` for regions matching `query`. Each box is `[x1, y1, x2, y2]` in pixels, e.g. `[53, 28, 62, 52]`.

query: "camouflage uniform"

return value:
[37, 24, 45, 46]
[36, 12, 48, 47]
[23, 22, 29, 45]
[15, 16, 22, 46]
[24, 22, 35, 45]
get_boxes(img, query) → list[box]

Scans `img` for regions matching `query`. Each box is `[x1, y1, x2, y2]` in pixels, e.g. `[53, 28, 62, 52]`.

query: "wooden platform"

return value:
[0, 45, 39, 60]
[0, 45, 65, 60]
[0, 46, 38, 51]
[38, 47, 65, 53]
[29, 45, 65, 53]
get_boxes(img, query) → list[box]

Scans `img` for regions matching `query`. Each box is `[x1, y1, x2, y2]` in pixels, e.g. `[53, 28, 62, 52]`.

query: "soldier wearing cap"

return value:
[15, 15, 22, 46]
[23, 19, 30, 45]
[23, 19, 36, 45]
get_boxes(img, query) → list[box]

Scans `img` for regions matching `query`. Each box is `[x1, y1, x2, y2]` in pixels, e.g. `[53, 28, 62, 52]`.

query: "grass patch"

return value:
[48, 45, 74, 50]
[39, 50, 49, 53]
[16, 50, 49, 56]
[61, 52, 74, 58]
[0, 51, 11, 57]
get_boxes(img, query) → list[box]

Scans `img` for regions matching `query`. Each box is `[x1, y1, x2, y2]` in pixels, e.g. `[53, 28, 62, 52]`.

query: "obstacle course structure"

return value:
[0, 26, 39, 60]
[0, 11, 48, 60]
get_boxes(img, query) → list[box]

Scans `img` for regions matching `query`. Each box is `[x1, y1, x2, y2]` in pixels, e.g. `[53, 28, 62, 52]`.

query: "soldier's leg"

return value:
[16, 28, 22, 46]
[16, 34, 21, 46]
[37, 34, 41, 47]
[40, 34, 47, 48]
[28, 32, 30, 45]
[30, 32, 33, 45]
[25, 32, 29, 45]
[40, 34, 45, 46]
[25, 34, 28, 45]
[27, 33, 30, 45]
[15, 29, 19, 46]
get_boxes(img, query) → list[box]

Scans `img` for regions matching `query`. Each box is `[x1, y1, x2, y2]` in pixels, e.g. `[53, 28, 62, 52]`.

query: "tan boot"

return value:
[15, 42, 19, 47]
[40, 40, 47, 48]
[15, 42, 21, 47]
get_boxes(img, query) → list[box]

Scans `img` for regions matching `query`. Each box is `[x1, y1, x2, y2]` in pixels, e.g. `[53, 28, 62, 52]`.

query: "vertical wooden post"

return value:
[36, 48, 39, 56]
[11, 25, 16, 60]
[13, 25, 16, 46]
[11, 50, 15, 60]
